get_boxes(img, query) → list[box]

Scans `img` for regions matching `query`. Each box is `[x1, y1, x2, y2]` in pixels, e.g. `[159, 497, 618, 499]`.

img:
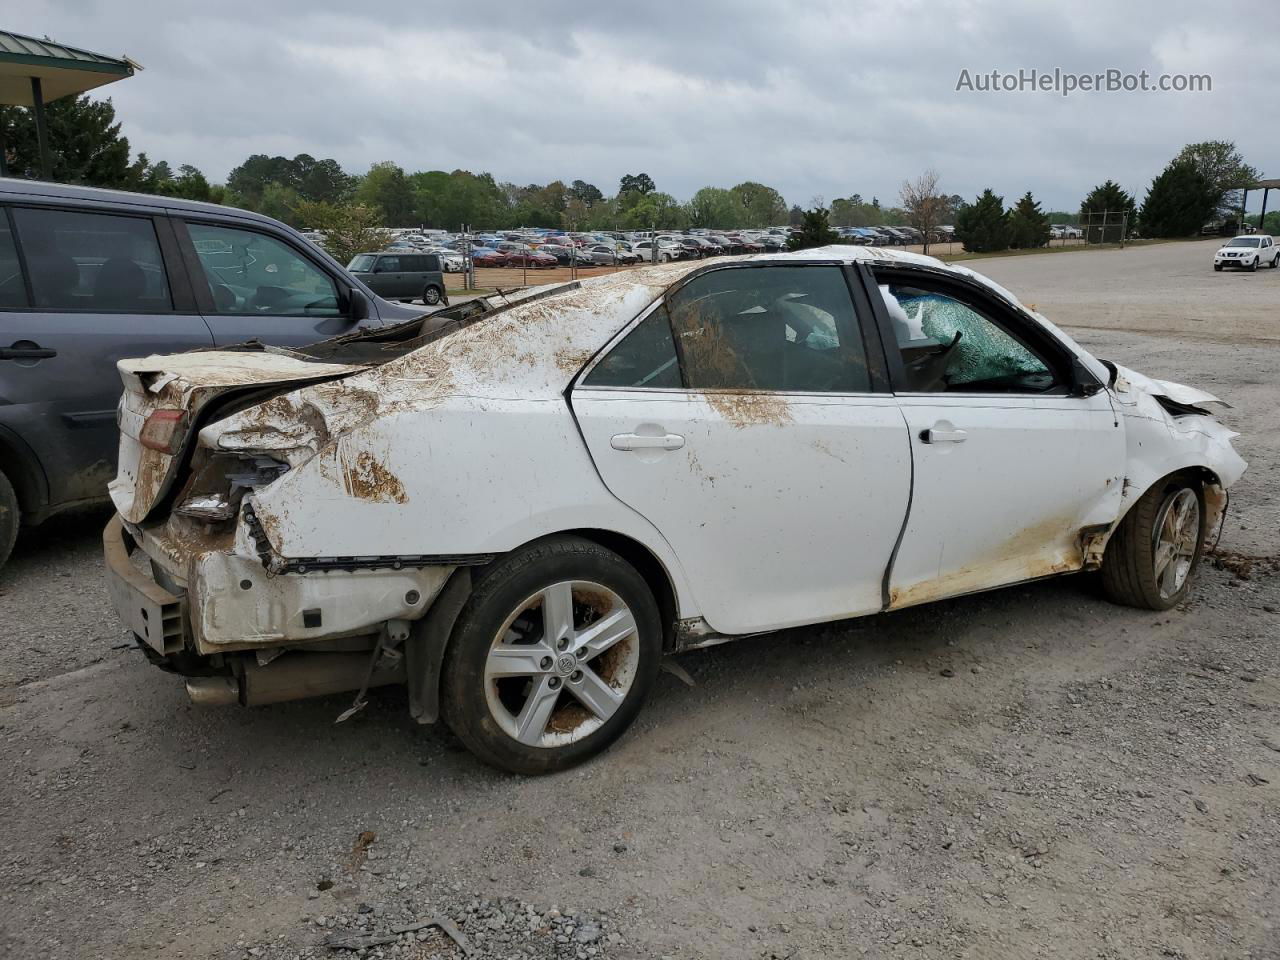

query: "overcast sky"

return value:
[12, 1, 1280, 211]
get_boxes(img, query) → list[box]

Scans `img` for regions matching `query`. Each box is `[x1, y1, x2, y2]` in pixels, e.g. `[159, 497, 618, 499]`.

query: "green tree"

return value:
[257, 183, 302, 225]
[294, 201, 390, 265]
[1080, 180, 1137, 243]
[621, 191, 685, 230]
[730, 181, 787, 228]
[0, 95, 145, 187]
[686, 186, 737, 228]
[619, 172, 656, 196]
[1007, 191, 1051, 248]
[355, 161, 416, 225]
[786, 206, 840, 251]
[1174, 140, 1259, 217]
[1139, 158, 1215, 237]
[295, 155, 352, 203]
[570, 180, 604, 205]
[955, 189, 1011, 253]
[226, 154, 300, 205]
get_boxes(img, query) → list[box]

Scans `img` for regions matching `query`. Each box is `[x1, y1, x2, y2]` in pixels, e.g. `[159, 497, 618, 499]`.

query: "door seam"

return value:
[881, 402, 916, 611]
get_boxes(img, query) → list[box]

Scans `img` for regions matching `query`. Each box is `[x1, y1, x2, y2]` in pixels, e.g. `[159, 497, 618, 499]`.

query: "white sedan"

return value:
[103, 248, 1246, 773]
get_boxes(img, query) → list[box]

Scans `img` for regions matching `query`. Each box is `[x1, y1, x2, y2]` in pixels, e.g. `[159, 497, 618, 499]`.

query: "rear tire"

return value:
[1101, 476, 1206, 611]
[441, 536, 662, 774]
[0, 468, 18, 570]
[423, 285, 443, 305]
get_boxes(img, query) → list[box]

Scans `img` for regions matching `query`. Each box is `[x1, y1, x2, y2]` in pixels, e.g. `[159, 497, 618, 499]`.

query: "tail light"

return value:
[139, 408, 188, 454]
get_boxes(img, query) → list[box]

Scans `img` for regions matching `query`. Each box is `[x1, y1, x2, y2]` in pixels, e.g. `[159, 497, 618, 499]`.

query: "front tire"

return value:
[1247, 258, 1258, 272]
[1101, 477, 1206, 610]
[441, 536, 662, 774]
[1213, 264, 1223, 271]
[0, 468, 18, 569]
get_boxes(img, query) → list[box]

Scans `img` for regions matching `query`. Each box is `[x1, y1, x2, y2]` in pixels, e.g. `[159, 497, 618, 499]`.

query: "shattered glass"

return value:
[888, 289, 1050, 388]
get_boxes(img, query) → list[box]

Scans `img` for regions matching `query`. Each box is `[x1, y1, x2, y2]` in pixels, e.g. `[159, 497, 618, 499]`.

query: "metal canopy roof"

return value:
[0, 29, 138, 106]
[1251, 178, 1280, 190]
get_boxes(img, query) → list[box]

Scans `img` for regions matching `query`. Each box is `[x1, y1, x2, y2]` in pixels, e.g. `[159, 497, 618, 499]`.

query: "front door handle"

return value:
[611, 432, 685, 452]
[0, 343, 57, 361]
[920, 427, 967, 444]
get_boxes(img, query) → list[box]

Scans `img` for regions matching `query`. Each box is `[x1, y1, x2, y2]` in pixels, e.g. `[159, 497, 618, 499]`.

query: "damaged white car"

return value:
[103, 247, 1246, 773]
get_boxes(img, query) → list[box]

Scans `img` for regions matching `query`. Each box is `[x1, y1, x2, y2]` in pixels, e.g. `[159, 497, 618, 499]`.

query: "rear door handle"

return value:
[611, 432, 685, 451]
[0, 344, 57, 360]
[920, 427, 967, 444]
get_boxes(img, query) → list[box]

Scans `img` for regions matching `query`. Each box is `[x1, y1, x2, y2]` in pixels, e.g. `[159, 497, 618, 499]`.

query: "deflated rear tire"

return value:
[0, 468, 17, 569]
[1101, 476, 1206, 611]
[441, 536, 661, 774]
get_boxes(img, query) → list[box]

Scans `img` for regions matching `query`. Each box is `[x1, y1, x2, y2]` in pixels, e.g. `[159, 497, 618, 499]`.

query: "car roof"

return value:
[0, 176, 282, 226]
[349, 246, 1084, 406]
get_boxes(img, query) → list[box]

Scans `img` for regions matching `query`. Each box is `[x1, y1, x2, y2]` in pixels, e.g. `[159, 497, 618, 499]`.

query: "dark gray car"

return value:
[346, 252, 448, 306]
[0, 178, 427, 568]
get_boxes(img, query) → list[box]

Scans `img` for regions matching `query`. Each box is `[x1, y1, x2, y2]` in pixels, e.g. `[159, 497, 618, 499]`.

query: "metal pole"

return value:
[0, 122, 8, 176]
[1258, 188, 1270, 234]
[1239, 189, 1248, 234]
[30, 77, 51, 180]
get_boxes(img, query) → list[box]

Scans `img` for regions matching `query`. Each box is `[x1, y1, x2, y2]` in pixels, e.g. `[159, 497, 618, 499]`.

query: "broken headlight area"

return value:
[1153, 394, 1215, 419]
[174, 452, 290, 524]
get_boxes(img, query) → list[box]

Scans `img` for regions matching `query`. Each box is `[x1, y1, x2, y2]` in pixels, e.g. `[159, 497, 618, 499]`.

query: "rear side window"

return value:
[376, 256, 400, 272]
[187, 222, 341, 317]
[583, 309, 682, 389]
[423, 255, 440, 272]
[0, 213, 28, 308]
[11, 207, 172, 312]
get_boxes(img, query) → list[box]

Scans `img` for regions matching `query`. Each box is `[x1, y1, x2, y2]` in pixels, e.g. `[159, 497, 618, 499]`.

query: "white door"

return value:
[873, 273, 1126, 609]
[571, 263, 911, 635]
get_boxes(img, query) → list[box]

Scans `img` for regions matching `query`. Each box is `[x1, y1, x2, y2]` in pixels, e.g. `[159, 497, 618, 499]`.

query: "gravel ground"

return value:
[1, 239, 1277, 960]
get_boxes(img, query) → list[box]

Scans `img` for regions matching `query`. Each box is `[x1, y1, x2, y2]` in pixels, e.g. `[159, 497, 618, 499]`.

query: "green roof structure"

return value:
[0, 29, 141, 177]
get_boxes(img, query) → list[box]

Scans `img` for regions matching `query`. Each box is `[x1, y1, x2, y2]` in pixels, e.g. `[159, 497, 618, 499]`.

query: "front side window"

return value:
[878, 280, 1056, 393]
[667, 265, 871, 393]
[12, 207, 172, 312]
[348, 254, 376, 271]
[187, 222, 340, 316]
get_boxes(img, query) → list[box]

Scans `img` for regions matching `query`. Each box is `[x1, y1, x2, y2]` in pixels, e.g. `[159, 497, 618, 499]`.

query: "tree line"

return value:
[1, 100, 1264, 247]
[946, 141, 1259, 253]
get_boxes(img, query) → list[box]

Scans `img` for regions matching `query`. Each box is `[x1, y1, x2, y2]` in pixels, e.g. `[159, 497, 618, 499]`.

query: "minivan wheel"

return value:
[423, 285, 443, 305]
[1101, 477, 1205, 611]
[0, 468, 19, 570]
[441, 536, 662, 774]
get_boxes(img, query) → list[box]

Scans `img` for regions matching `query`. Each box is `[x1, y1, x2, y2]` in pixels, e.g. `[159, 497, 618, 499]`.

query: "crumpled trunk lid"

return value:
[110, 352, 368, 524]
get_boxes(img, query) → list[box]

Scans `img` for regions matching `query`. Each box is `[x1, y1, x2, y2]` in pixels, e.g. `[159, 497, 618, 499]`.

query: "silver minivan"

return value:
[0, 178, 428, 568]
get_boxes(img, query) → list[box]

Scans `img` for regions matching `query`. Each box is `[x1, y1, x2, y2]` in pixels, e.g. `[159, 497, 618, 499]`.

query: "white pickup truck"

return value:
[1213, 234, 1278, 271]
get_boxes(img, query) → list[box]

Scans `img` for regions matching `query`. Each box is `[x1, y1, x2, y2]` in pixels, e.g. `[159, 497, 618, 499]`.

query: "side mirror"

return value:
[1069, 355, 1103, 397]
[347, 288, 371, 321]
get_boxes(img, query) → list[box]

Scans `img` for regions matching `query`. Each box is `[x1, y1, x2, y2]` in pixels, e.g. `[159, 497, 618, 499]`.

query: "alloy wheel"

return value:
[483, 580, 640, 748]
[1151, 488, 1199, 600]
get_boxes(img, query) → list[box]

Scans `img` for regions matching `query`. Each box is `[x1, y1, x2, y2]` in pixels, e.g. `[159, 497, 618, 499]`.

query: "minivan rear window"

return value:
[11, 207, 173, 312]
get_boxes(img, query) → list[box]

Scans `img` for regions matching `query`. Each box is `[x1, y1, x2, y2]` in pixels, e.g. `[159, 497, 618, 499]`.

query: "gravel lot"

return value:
[2, 238, 1277, 960]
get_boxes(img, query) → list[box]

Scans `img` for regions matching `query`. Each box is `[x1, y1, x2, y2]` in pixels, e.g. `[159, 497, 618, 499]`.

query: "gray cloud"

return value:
[11, 0, 1280, 211]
